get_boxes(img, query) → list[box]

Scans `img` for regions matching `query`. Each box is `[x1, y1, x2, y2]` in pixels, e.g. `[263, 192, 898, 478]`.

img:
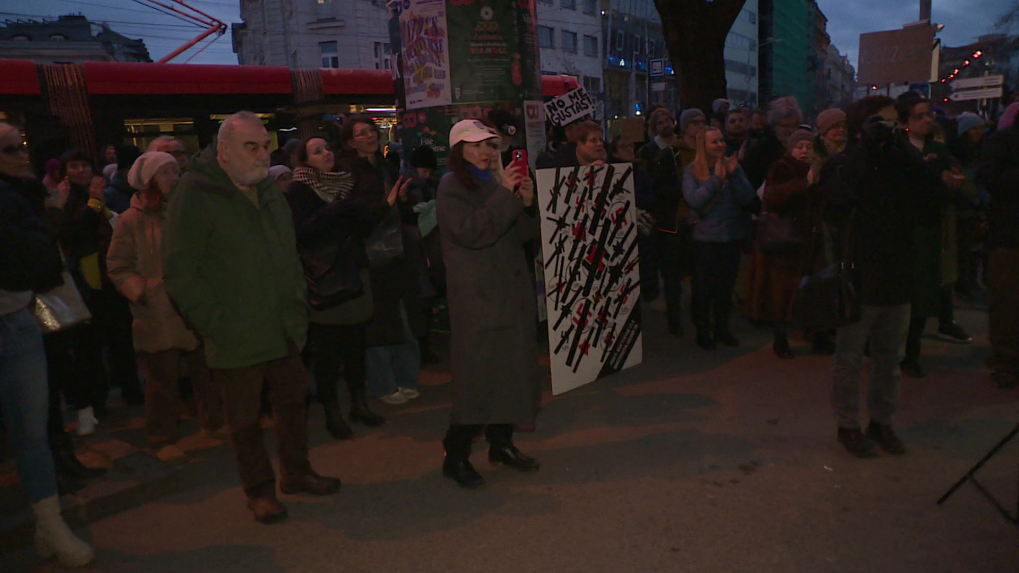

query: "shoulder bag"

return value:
[33, 270, 92, 334]
[790, 209, 861, 331]
[300, 233, 364, 311]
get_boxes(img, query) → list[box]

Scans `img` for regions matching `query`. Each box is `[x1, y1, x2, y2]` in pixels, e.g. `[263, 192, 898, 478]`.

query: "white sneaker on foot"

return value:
[377, 391, 408, 405]
[76, 407, 97, 437]
[399, 387, 420, 400]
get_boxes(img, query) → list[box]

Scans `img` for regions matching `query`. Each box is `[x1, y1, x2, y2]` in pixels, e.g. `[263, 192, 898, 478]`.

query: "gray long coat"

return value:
[436, 172, 541, 425]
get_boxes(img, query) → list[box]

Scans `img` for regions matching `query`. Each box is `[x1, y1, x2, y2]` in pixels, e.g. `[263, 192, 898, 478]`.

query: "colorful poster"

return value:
[399, 106, 461, 170]
[535, 164, 643, 396]
[445, 0, 542, 104]
[400, 0, 453, 110]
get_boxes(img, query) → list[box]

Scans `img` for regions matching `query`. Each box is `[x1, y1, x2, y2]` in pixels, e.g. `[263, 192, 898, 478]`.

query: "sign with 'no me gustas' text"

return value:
[543, 86, 596, 126]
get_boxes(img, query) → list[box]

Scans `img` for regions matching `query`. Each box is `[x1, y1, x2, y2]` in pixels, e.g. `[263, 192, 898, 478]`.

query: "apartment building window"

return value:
[538, 26, 554, 49]
[320, 41, 339, 68]
[374, 42, 392, 70]
[561, 0, 576, 9]
[562, 31, 577, 53]
[583, 76, 601, 96]
[315, 0, 336, 20]
[583, 0, 596, 15]
[583, 35, 598, 57]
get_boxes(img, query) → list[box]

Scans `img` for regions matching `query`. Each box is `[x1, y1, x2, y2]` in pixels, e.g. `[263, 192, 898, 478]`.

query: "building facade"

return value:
[724, 0, 760, 107]
[0, 15, 151, 64]
[536, 0, 604, 118]
[758, 0, 814, 113]
[823, 43, 855, 109]
[232, 0, 392, 70]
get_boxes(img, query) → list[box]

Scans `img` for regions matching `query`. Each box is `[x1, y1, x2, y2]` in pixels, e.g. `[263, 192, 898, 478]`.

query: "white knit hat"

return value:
[128, 151, 177, 191]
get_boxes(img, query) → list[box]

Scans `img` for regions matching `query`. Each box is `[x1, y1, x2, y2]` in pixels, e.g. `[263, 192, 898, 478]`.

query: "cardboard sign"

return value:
[543, 86, 596, 126]
[535, 164, 643, 395]
[857, 26, 936, 86]
[618, 118, 645, 146]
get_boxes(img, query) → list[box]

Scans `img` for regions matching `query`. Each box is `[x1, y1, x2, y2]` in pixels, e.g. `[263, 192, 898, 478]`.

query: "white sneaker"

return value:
[399, 387, 420, 400]
[76, 407, 97, 437]
[33, 496, 95, 567]
[377, 391, 408, 405]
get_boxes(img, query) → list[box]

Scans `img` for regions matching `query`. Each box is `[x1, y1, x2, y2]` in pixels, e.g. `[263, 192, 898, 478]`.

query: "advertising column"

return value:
[394, 0, 544, 170]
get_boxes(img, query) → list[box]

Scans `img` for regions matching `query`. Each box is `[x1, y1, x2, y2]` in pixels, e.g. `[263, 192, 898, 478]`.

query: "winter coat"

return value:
[975, 127, 1019, 249]
[436, 171, 542, 426]
[336, 149, 427, 345]
[162, 146, 308, 369]
[0, 177, 63, 297]
[682, 164, 756, 243]
[907, 137, 955, 318]
[637, 138, 695, 232]
[106, 193, 198, 353]
[744, 155, 827, 322]
[742, 128, 786, 190]
[286, 178, 390, 326]
[822, 135, 942, 307]
[103, 171, 134, 214]
[46, 182, 113, 295]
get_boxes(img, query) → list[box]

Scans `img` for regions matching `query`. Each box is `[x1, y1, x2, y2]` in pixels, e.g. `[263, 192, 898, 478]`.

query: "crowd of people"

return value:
[2, 88, 1017, 567]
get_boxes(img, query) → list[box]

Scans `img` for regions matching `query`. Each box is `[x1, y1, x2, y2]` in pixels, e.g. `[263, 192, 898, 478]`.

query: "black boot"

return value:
[442, 425, 484, 489]
[50, 431, 105, 480]
[321, 398, 353, 440]
[695, 327, 716, 350]
[773, 332, 794, 359]
[348, 383, 385, 427]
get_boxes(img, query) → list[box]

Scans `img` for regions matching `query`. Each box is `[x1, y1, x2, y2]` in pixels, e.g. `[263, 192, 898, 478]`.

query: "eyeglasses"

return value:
[1, 143, 28, 156]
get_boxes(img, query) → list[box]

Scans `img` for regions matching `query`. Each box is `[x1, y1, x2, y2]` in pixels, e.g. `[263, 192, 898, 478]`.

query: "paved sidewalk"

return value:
[2, 297, 1016, 572]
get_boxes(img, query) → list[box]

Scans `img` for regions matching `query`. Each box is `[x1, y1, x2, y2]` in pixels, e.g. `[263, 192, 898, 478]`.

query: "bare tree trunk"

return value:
[653, 0, 747, 113]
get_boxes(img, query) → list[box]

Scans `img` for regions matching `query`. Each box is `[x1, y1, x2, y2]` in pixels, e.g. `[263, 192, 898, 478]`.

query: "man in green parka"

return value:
[163, 112, 340, 524]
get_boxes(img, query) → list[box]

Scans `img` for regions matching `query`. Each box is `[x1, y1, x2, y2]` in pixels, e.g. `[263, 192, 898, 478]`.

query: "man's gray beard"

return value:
[240, 165, 270, 186]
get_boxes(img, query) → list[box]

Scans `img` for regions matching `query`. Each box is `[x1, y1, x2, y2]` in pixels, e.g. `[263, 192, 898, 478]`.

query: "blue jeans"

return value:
[366, 302, 421, 397]
[0, 307, 58, 502]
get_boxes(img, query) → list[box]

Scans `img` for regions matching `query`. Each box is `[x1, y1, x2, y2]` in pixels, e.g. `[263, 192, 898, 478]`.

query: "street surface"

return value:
[4, 299, 1017, 573]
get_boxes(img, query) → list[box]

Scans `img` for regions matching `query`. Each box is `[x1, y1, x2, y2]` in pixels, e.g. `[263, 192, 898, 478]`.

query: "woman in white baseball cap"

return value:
[435, 119, 542, 489]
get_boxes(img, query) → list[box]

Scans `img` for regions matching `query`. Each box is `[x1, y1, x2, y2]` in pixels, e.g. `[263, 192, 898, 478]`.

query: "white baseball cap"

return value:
[449, 119, 500, 147]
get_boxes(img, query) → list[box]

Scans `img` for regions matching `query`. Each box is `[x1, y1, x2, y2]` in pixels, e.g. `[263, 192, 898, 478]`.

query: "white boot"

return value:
[32, 496, 95, 567]
[76, 406, 97, 436]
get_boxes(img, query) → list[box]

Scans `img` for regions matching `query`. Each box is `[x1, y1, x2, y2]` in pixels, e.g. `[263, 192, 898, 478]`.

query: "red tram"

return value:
[0, 58, 577, 170]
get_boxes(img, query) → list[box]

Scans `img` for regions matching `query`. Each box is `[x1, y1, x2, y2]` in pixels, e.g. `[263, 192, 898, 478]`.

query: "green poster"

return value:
[446, 0, 542, 104]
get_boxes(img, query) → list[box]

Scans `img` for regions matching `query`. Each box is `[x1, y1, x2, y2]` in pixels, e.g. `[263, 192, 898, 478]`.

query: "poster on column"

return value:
[445, 0, 542, 104]
[400, 0, 453, 110]
[535, 164, 643, 396]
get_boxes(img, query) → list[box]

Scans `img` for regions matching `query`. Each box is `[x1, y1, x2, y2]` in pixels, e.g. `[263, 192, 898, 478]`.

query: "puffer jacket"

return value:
[107, 192, 198, 353]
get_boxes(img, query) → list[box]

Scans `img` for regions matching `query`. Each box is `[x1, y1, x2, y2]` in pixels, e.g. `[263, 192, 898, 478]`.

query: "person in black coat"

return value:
[286, 136, 393, 438]
[974, 104, 1019, 388]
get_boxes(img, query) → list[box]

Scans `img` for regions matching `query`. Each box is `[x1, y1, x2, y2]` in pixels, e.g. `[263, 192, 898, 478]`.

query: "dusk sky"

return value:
[6, 0, 1015, 69]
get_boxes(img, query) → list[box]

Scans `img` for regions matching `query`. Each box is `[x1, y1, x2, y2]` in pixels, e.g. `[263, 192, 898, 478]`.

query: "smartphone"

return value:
[509, 149, 528, 173]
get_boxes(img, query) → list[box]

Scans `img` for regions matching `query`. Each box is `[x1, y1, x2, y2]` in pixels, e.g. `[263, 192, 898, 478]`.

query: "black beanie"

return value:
[409, 145, 438, 170]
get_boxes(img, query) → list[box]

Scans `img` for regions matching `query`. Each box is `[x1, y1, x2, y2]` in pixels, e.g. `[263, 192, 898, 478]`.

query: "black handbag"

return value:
[791, 211, 861, 331]
[756, 208, 804, 254]
[365, 206, 405, 268]
[300, 234, 364, 311]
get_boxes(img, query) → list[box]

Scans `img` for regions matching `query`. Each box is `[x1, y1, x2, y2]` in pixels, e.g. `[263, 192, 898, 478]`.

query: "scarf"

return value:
[292, 166, 354, 203]
[468, 165, 492, 182]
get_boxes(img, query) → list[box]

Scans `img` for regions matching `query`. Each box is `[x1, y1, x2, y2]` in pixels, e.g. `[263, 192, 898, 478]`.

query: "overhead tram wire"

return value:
[182, 32, 224, 64]
[126, 0, 205, 27]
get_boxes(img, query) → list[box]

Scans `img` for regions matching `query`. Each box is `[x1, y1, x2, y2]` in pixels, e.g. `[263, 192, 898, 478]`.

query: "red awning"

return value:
[0, 59, 41, 95]
[82, 62, 293, 95]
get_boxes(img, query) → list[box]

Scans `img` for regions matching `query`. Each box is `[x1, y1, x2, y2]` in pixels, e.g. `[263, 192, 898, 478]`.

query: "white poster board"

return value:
[543, 86, 596, 126]
[535, 164, 643, 396]
[400, 0, 453, 110]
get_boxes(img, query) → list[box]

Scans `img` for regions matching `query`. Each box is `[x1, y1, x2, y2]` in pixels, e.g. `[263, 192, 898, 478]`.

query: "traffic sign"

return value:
[950, 75, 1004, 90]
[948, 86, 1003, 102]
[649, 59, 665, 77]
